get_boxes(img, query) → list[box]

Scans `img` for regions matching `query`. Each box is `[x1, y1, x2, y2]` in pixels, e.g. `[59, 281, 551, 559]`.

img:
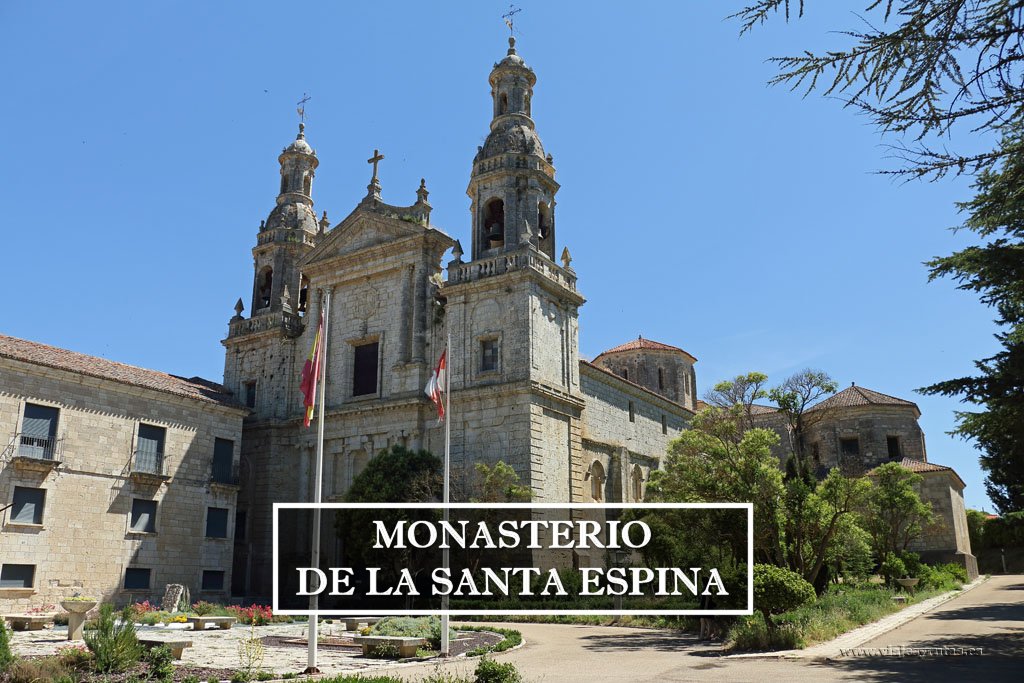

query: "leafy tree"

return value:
[752, 563, 816, 631]
[920, 127, 1024, 513]
[0, 619, 13, 671]
[470, 461, 531, 503]
[769, 370, 838, 475]
[862, 462, 935, 558]
[783, 469, 871, 589]
[650, 399, 786, 563]
[344, 445, 442, 504]
[704, 371, 770, 430]
[825, 514, 874, 583]
[966, 508, 988, 551]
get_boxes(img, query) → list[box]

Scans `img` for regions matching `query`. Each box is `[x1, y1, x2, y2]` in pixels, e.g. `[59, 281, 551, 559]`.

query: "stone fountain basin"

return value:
[60, 600, 97, 614]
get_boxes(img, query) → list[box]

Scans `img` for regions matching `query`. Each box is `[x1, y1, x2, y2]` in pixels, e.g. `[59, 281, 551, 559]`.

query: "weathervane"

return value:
[502, 4, 521, 35]
[296, 93, 311, 124]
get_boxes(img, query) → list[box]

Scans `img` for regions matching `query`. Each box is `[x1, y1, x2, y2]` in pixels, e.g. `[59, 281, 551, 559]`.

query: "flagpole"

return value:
[440, 332, 451, 656]
[306, 287, 330, 674]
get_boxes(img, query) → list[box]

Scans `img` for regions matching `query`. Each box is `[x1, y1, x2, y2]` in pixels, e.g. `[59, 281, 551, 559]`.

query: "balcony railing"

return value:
[132, 449, 166, 476]
[16, 434, 61, 461]
[211, 460, 240, 486]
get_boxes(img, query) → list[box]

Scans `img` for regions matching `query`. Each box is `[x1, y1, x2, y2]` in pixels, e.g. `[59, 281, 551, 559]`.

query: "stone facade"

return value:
[0, 337, 247, 611]
[750, 385, 977, 578]
[221, 38, 699, 595]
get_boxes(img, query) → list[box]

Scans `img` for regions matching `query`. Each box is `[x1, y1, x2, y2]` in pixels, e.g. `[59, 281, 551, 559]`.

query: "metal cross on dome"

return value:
[502, 4, 521, 35]
[296, 93, 311, 124]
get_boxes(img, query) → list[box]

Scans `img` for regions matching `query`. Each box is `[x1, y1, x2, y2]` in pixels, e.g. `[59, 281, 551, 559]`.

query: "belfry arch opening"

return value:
[256, 267, 273, 309]
[483, 198, 505, 248]
[499, 92, 509, 115]
[298, 275, 309, 315]
[302, 173, 312, 196]
[279, 175, 287, 195]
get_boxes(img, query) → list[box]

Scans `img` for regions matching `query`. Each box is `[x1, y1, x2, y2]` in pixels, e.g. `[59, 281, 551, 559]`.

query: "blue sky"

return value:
[0, 2, 1001, 510]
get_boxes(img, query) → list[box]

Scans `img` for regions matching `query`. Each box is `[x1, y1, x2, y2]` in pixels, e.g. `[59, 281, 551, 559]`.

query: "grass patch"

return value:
[727, 581, 961, 651]
[458, 627, 523, 656]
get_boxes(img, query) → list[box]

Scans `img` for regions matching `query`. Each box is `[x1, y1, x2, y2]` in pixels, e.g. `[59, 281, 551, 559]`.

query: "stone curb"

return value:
[724, 575, 990, 661]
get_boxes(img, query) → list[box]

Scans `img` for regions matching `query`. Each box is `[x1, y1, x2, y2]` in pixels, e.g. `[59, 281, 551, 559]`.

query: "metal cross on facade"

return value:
[296, 93, 311, 124]
[367, 149, 385, 180]
[502, 4, 521, 34]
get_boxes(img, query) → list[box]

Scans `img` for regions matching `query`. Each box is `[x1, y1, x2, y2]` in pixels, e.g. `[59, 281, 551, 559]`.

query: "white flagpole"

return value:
[441, 332, 451, 656]
[306, 287, 330, 673]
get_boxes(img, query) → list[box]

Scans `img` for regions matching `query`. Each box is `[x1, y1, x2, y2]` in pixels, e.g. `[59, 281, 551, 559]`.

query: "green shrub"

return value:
[56, 645, 93, 670]
[183, 677, 201, 683]
[370, 616, 455, 649]
[728, 614, 802, 650]
[461, 627, 523, 656]
[84, 604, 142, 673]
[6, 657, 72, 683]
[900, 551, 922, 577]
[474, 658, 523, 683]
[144, 644, 175, 682]
[879, 552, 907, 585]
[191, 601, 217, 616]
[939, 562, 968, 584]
[0, 619, 14, 671]
[752, 564, 815, 629]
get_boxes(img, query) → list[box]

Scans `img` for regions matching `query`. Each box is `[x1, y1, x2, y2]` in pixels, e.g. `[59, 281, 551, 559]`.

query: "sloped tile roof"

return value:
[0, 334, 244, 409]
[808, 384, 918, 413]
[594, 335, 697, 362]
[869, 457, 965, 488]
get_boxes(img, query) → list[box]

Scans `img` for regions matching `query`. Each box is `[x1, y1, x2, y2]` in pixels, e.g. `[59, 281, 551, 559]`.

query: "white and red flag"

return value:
[424, 349, 447, 422]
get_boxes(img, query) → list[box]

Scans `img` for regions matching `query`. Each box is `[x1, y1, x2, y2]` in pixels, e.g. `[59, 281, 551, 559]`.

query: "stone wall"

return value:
[802, 404, 927, 474]
[909, 470, 977, 578]
[0, 358, 245, 611]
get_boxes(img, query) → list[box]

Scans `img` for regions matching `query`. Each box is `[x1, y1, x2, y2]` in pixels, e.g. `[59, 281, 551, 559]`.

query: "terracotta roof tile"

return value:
[0, 334, 244, 409]
[594, 336, 697, 362]
[808, 385, 918, 413]
[869, 457, 966, 488]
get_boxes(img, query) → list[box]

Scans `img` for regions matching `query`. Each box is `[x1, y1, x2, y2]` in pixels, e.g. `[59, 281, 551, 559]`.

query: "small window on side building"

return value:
[243, 381, 257, 409]
[202, 570, 225, 591]
[481, 338, 499, 372]
[352, 342, 379, 396]
[661, 414, 667, 435]
[206, 507, 229, 538]
[130, 499, 157, 533]
[887, 436, 902, 460]
[0, 564, 35, 588]
[628, 401, 635, 423]
[212, 438, 235, 484]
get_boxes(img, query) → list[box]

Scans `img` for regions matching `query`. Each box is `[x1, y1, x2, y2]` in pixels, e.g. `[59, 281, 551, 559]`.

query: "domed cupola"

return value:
[468, 37, 559, 261]
[264, 123, 319, 234]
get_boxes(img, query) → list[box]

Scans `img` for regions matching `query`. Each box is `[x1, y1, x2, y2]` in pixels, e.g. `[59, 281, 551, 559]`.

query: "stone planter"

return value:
[60, 600, 97, 640]
[895, 578, 919, 594]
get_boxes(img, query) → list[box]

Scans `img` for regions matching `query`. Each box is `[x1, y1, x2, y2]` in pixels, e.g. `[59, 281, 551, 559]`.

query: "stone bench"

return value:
[185, 616, 236, 630]
[353, 635, 427, 658]
[3, 614, 55, 631]
[341, 616, 383, 631]
[138, 638, 193, 660]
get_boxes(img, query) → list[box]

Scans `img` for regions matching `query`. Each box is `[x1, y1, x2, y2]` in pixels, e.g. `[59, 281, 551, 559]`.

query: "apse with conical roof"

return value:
[468, 36, 559, 260]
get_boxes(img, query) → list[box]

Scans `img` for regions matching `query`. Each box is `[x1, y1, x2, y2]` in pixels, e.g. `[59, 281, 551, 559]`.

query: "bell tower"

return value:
[250, 123, 322, 317]
[443, 38, 585, 503]
[469, 37, 558, 261]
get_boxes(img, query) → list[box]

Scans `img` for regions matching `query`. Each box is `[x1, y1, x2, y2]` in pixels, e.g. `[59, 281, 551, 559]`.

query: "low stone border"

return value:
[726, 575, 989, 660]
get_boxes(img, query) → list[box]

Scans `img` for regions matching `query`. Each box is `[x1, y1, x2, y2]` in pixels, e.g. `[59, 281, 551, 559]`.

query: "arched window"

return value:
[280, 174, 287, 195]
[302, 173, 312, 196]
[525, 93, 531, 116]
[499, 93, 509, 115]
[483, 198, 505, 247]
[298, 275, 310, 315]
[658, 368, 665, 391]
[537, 201, 551, 240]
[589, 460, 606, 502]
[632, 465, 644, 502]
[257, 267, 273, 309]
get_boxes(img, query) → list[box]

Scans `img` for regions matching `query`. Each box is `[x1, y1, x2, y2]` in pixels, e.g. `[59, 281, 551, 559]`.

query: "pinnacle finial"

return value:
[560, 246, 573, 270]
[233, 298, 244, 319]
[452, 239, 465, 261]
[508, 36, 516, 54]
[417, 178, 430, 204]
[298, 122, 305, 138]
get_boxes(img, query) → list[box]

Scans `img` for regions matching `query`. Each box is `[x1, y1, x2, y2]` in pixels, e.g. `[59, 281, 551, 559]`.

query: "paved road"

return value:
[380, 575, 1024, 682]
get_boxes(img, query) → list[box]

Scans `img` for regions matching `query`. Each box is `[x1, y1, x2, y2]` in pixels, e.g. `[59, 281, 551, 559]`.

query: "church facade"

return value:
[222, 38, 696, 596]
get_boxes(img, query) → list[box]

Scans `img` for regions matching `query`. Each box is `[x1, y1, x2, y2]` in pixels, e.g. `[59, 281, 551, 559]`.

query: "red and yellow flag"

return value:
[299, 311, 324, 427]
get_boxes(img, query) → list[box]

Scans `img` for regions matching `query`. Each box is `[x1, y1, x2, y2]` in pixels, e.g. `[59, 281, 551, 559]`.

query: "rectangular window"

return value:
[658, 368, 665, 391]
[202, 570, 225, 591]
[124, 568, 151, 590]
[130, 499, 157, 533]
[243, 381, 257, 409]
[481, 339, 499, 372]
[234, 510, 247, 541]
[135, 424, 166, 474]
[0, 564, 35, 588]
[212, 438, 235, 484]
[840, 437, 861, 459]
[621, 369, 629, 381]
[352, 342, 379, 396]
[661, 414, 667, 435]
[11, 487, 45, 525]
[18, 403, 59, 460]
[628, 401, 635, 423]
[812, 442, 821, 464]
[887, 436, 902, 460]
[206, 507, 229, 538]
